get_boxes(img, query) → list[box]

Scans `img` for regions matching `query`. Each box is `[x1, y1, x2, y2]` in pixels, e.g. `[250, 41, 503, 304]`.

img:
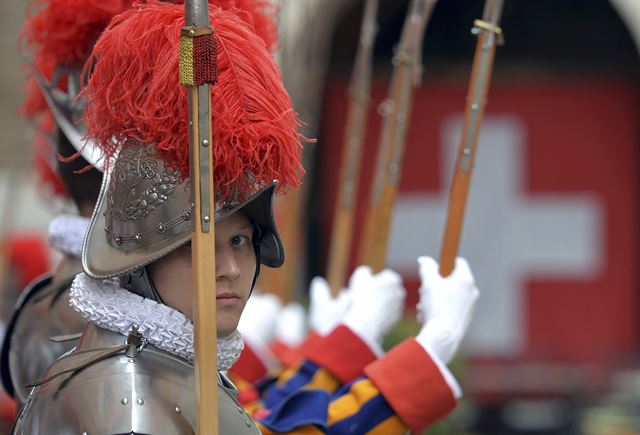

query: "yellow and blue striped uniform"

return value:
[231, 326, 458, 434]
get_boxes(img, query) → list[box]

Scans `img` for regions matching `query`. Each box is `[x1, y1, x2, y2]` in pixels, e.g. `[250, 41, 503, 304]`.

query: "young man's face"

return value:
[148, 211, 257, 337]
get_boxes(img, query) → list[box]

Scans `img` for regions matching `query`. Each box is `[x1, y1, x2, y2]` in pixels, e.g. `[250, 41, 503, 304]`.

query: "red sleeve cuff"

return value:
[303, 325, 377, 383]
[270, 339, 306, 369]
[267, 331, 324, 369]
[364, 338, 457, 432]
[230, 342, 268, 384]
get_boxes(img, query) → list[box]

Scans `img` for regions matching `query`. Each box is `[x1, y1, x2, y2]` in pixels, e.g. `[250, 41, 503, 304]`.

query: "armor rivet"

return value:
[175, 406, 182, 414]
[183, 210, 191, 221]
[157, 223, 165, 233]
[137, 398, 144, 406]
[115, 236, 123, 245]
[104, 226, 111, 233]
[204, 215, 210, 223]
[471, 103, 480, 111]
[246, 420, 252, 427]
[388, 163, 398, 174]
[189, 29, 195, 36]
[202, 139, 209, 147]
[463, 148, 471, 156]
[134, 233, 142, 243]
[237, 406, 243, 413]
[121, 398, 128, 405]
[82, 432, 88, 435]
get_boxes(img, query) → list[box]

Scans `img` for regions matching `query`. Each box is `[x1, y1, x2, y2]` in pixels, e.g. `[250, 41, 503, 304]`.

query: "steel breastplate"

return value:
[1, 258, 86, 406]
[13, 324, 260, 434]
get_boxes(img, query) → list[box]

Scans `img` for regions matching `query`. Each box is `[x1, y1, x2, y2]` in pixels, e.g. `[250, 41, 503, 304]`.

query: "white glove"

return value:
[416, 256, 479, 365]
[238, 292, 282, 346]
[342, 266, 406, 351]
[274, 301, 307, 347]
[308, 277, 352, 335]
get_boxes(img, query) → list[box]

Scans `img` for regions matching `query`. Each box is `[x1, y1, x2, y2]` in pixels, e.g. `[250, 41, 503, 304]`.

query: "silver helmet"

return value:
[31, 65, 105, 171]
[82, 140, 284, 281]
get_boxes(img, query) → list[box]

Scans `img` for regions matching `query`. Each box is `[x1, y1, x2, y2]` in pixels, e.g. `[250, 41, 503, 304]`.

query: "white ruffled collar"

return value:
[48, 214, 91, 258]
[69, 273, 244, 371]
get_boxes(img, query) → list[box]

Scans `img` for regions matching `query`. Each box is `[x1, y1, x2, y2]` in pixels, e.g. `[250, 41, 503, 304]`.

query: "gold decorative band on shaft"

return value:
[179, 25, 217, 87]
[180, 26, 214, 37]
[473, 19, 502, 35]
[179, 34, 195, 86]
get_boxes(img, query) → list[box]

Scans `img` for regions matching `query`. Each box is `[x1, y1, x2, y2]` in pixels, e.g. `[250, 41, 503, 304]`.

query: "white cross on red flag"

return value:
[319, 78, 639, 397]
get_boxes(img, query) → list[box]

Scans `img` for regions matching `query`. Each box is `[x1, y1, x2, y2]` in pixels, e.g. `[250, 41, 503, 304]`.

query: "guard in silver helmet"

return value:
[0, 0, 117, 406]
[13, 2, 303, 434]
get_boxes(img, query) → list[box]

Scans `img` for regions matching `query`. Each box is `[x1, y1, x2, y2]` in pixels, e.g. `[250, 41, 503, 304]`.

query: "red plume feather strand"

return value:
[19, 0, 279, 136]
[21, 0, 133, 69]
[82, 2, 304, 200]
[20, 0, 132, 121]
[211, 0, 279, 53]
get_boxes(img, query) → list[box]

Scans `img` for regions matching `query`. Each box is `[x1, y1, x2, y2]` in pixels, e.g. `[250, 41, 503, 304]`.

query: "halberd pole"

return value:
[439, 0, 505, 277]
[358, 0, 438, 273]
[180, 0, 218, 433]
[327, 0, 379, 295]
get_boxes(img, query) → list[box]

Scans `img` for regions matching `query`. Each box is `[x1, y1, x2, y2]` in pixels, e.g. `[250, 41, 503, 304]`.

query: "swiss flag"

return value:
[318, 78, 639, 397]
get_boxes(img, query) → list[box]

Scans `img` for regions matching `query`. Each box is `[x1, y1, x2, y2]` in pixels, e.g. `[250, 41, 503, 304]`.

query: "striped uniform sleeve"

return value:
[254, 338, 459, 434]
[270, 329, 322, 369]
[232, 323, 375, 407]
[258, 324, 379, 410]
[302, 325, 378, 384]
[255, 376, 407, 434]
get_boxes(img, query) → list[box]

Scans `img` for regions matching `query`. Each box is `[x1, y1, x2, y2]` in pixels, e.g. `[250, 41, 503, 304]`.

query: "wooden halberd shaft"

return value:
[358, 0, 437, 273]
[439, 0, 505, 277]
[182, 0, 219, 433]
[327, 0, 379, 294]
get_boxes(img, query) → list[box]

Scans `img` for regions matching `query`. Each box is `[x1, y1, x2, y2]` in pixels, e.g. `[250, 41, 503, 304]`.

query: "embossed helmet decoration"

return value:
[80, 3, 304, 285]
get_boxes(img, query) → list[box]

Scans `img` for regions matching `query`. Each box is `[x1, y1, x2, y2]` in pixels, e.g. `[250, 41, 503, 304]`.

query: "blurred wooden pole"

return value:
[439, 0, 504, 277]
[358, 0, 437, 273]
[326, 0, 379, 295]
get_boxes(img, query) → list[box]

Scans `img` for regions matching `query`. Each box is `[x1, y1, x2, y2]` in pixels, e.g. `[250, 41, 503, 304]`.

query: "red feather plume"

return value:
[82, 2, 304, 199]
[20, 0, 278, 121]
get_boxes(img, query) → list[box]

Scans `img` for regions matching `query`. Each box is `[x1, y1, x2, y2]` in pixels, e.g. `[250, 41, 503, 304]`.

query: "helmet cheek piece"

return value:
[250, 223, 263, 294]
[121, 267, 165, 304]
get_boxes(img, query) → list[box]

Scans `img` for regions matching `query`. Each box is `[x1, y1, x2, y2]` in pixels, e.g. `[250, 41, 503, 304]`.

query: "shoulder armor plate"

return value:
[13, 325, 260, 435]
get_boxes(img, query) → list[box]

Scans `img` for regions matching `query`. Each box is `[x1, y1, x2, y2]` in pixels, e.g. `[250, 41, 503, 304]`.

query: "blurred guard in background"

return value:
[0, 0, 125, 412]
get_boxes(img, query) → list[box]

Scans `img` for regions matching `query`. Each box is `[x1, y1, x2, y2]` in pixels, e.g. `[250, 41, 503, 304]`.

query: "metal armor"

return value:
[83, 141, 284, 281]
[13, 323, 260, 435]
[0, 258, 86, 406]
